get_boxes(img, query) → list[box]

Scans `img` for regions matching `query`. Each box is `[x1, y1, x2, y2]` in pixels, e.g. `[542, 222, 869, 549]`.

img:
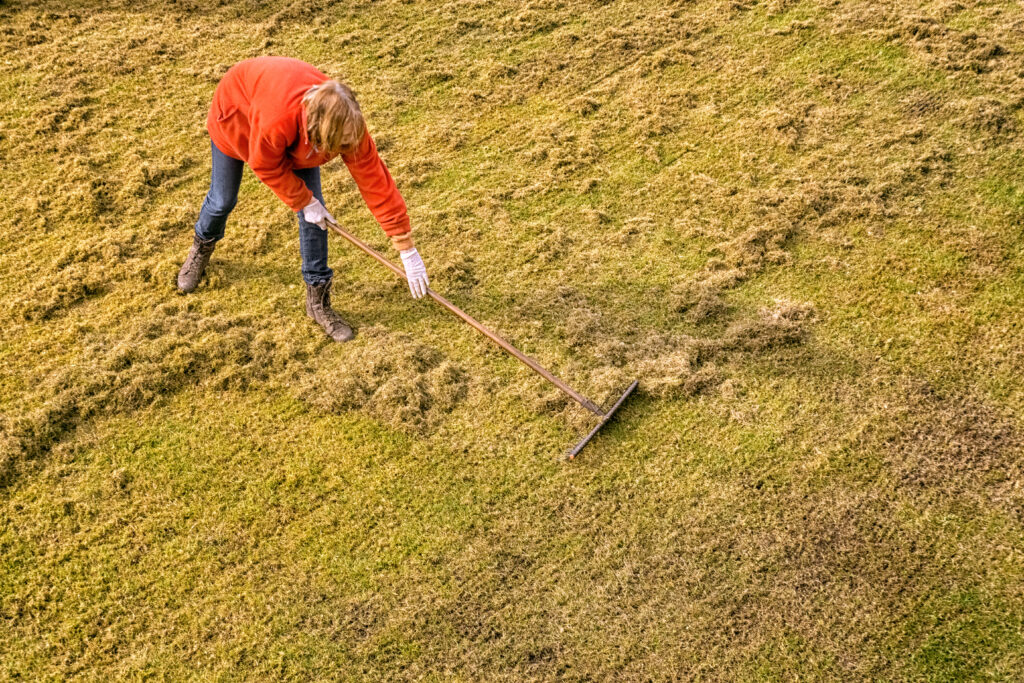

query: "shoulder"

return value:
[223, 56, 325, 86]
[257, 56, 326, 80]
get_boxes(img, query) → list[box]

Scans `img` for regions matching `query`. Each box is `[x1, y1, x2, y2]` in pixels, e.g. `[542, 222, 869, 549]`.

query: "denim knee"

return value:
[203, 192, 237, 217]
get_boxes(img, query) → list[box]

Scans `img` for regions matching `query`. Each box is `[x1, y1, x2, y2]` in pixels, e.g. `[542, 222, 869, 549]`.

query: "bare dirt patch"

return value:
[871, 382, 1024, 515]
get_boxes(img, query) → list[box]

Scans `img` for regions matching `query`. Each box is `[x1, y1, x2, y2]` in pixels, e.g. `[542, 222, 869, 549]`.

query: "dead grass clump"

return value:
[260, 0, 330, 38]
[523, 127, 601, 183]
[430, 250, 478, 292]
[184, 61, 232, 85]
[100, 313, 283, 403]
[7, 214, 164, 320]
[558, 304, 604, 353]
[34, 94, 95, 135]
[636, 351, 721, 400]
[527, 363, 637, 433]
[512, 272, 816, 414]
[9, 262, 106, 321]
[526, 298, 815, 430]
[299, 326, 469, 434]
[892, 15, 1008, 75]
[392, 157, 440, 188]
[673, 219, 794, 317]
[632, 302, 813, 399]
[570, 96, 601, 117]
[133, 156, 201, 195]
[1, 305, 307, 485]
[500, 8, 563, 39]
[761, 102, 817, 150]
[683, 289, 726, 322]
[951, 95, 1021, 137]
[518, 223, 577, 269]
[718, 301, 817, 353]
[639, 300, 815, 396]
[0, 384, 102, 488]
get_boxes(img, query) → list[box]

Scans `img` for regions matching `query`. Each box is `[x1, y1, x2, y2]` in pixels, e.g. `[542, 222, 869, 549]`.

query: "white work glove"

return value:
[302, 197, 335, 231]
[399, 247, 429, 299]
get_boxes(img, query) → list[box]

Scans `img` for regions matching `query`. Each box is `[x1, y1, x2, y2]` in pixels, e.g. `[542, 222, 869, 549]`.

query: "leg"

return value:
[178, 141, 243, 292]
[292, 166, 333, 284]
[195, 140, 244, 242]
[293, 167, 352, 342]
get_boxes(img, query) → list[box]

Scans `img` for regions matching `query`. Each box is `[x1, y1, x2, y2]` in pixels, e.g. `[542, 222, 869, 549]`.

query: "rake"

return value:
[325, 219, 638, 459]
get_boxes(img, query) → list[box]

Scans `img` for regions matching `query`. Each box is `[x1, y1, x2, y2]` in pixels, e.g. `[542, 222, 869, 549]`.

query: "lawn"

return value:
[1, 0, 1022, 678]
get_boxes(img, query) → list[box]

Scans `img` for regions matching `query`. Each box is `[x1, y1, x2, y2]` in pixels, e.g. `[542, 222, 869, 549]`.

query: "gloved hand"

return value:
[302, 197, 336, 231]
[399, 247, 429, 299]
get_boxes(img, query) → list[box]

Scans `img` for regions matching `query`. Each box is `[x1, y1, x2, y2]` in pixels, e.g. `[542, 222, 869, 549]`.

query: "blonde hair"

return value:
[303, 80, 366, 154]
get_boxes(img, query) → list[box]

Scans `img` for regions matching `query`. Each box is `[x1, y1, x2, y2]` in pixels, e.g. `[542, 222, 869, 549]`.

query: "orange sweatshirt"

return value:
[206, 56, 410, 237]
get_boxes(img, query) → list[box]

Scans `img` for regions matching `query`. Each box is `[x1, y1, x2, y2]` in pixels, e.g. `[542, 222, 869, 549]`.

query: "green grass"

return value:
[2, 0, 1024, 679]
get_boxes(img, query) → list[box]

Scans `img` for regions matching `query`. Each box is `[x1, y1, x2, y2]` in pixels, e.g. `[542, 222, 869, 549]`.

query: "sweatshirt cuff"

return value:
[290, 189, 314, 213]
[381, 214, 411, 238]
[390, 232, 414, 251]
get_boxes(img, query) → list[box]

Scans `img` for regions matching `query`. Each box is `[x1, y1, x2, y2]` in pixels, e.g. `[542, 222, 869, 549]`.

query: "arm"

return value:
[343, 131, 428, 297]
[342, 131, 412, 249]
[248, 121, 313, 212]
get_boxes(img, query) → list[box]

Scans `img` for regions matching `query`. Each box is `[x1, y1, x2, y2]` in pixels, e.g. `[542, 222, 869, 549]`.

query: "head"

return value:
[303, 79, 366, 154]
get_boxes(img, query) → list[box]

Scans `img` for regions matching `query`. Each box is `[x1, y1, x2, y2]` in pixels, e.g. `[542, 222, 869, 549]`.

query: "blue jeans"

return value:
[194, 140, 332, 284]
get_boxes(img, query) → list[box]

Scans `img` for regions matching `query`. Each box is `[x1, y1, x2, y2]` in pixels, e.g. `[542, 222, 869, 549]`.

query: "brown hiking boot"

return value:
[306, 277, 355, 343]
[177, 234, 217, 293]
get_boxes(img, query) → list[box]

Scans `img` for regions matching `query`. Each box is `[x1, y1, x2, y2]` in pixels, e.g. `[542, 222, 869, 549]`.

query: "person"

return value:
[177, 56, 429, 343]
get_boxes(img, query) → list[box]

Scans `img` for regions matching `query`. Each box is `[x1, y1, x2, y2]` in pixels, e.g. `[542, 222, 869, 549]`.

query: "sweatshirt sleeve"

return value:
[248, 119, 314, 212]
[342, 131, 411, 237]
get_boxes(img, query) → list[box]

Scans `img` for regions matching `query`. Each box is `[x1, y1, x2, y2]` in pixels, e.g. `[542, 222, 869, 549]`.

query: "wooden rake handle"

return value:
[324, 219, 604, 416]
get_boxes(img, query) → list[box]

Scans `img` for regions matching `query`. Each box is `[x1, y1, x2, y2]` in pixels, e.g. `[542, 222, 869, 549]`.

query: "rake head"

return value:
[566, 380, 639, 460]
